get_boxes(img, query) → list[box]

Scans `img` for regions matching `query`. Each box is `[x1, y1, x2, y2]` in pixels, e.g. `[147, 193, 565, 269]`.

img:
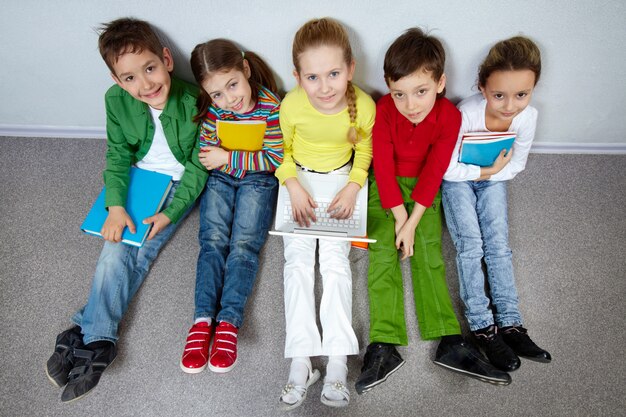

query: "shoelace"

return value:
[364, 345, 389, 372]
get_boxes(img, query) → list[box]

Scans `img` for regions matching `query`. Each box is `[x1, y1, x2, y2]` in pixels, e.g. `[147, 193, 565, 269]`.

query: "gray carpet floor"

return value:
[1, 137, 625, 417]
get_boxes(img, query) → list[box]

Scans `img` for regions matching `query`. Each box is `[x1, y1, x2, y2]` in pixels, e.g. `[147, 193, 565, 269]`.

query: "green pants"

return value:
[367, 172, 461, 344]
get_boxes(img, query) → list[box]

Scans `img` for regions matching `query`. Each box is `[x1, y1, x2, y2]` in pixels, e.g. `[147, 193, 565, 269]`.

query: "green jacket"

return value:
[103, 77, 208, 223]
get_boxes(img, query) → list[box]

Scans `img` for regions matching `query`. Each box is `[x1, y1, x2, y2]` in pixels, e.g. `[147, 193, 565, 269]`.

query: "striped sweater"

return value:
[198, 85, 283, 178]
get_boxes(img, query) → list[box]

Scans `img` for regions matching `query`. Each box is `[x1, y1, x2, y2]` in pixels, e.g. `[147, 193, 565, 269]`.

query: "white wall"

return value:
[1, 0, 625, 148]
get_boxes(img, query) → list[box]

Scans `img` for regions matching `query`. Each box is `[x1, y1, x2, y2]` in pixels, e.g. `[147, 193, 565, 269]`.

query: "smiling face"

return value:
[201, 62, 254, 114]
[111, 47, 173, 110]
[480, 69, 536, 131]
[388, 68, 446, 124]
[295, 45, 355, 115]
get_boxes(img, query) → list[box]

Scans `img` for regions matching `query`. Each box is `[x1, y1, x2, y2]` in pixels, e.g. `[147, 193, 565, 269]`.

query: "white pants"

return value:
[283, 236, 359, 358]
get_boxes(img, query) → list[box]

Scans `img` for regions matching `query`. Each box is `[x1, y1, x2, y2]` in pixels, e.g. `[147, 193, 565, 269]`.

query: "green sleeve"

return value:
[103, 95, 134, 208]
[162, 135, 209, 223]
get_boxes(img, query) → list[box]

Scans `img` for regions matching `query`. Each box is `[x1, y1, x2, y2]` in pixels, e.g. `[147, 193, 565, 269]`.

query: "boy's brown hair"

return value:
[98, 18, 165, 75]
[384, 28, 446, 97]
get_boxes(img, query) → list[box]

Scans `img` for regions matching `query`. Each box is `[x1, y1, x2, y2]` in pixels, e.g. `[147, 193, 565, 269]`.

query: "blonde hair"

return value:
[292, 17, 361, 145]
[478, 36, 542, 88]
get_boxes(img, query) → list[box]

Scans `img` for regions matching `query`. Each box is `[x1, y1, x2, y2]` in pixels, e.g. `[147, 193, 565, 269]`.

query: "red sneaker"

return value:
[180, 322, 212, 374]
[208, 321, 238, 373]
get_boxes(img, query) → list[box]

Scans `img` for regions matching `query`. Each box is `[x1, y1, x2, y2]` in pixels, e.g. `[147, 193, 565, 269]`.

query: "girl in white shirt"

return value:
[442, 36, 551, 374]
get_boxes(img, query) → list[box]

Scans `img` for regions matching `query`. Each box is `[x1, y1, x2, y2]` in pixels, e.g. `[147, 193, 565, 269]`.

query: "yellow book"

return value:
[216, 120, 267, 151]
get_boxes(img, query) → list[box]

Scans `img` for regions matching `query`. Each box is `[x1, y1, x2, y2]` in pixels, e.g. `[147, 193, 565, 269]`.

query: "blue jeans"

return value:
[72, 182, 195, 344]
[194, 170, 277, 327]
[441, 180, 522, 331]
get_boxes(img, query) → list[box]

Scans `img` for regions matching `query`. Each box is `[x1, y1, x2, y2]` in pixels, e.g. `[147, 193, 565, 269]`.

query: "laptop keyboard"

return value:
[284, 198, 361, 228]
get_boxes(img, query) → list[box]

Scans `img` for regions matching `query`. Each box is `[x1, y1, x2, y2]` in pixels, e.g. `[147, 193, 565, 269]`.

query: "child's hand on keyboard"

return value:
[328, 182, 360, 219]
[285, 177, 317, 227]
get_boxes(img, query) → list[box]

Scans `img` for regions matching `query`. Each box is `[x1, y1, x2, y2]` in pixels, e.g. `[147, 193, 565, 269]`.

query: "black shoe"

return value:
[61, 341, 117, 403]
[355, 343, 405, 395]
[46, 326, 84, 388]
[473, 325, 521, 372]
[501, 326, 551, 363]
[433, 338, 512, 385]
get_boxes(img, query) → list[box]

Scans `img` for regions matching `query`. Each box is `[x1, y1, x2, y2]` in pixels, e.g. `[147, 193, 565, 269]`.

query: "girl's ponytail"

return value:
[345, 81, 360, 145]
[242, 51, 278, 97]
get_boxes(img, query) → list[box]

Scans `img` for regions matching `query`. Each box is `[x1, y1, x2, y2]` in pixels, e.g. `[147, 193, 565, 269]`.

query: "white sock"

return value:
[194, 317, 211, 325]
[288, 357, 311, 385]
[281, 357, 311, 404]
[324, 355, 348, 400]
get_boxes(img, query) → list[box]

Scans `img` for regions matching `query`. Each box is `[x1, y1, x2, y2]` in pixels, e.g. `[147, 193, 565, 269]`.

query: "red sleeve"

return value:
[410, 99, 461, 207]
[372, 96, 404, 209]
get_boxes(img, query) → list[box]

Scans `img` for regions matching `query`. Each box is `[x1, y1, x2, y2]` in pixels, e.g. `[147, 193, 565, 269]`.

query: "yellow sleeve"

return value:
[275, 93, 297, 184]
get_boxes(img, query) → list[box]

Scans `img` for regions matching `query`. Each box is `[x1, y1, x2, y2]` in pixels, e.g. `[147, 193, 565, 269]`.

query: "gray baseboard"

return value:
[2, 124, 626, 154]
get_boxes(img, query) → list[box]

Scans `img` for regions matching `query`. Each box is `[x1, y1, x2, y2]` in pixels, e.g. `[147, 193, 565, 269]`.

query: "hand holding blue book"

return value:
[459, 132, 516, 167]
[80, 167, 173, 247]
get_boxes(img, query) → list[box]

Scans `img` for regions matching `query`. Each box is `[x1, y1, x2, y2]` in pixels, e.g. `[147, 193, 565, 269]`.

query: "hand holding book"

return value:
[81, 167, 173, 247]
[101, 206, 136, 242]
[459, 132, 516, 167]
[474, 148, 513, 181]
[199, 146, 229, 171]
[143, 212, 172, 240]
[491, 148, 513, 172]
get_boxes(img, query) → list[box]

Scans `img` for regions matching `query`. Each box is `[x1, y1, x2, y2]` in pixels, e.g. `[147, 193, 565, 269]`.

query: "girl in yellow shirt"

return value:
[276, 17, 375, 410]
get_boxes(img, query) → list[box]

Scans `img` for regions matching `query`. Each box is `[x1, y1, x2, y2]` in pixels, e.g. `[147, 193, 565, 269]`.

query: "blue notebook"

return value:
[459, 132, 516, 167]
[81, 167, 173, 247]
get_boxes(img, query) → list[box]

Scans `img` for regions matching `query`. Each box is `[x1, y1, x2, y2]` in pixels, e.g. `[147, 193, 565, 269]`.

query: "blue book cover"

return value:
[459, 133, 516, 167]
[81, 167, 173, 247]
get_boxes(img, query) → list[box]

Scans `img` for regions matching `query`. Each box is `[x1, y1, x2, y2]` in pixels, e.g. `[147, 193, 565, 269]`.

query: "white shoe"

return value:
[320, 381, 350, 408]
[278, 364, 321, 411]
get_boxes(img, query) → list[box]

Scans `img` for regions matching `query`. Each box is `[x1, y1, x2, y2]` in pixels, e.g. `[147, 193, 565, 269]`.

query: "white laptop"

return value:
[269, 170, 375, 243]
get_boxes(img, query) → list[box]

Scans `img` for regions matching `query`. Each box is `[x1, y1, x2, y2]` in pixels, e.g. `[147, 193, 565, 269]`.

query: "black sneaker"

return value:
[61, 341, 117, 403]
[474, 325, 521, 372]
[355, 343, 405, 395]
[46, 326, 84, 388]
[433, 338, 512, 385]
[501, 326, 551, 363]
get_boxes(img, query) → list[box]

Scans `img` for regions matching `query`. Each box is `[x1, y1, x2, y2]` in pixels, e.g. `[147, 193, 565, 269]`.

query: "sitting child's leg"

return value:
[280, 357, 320, 410]
[475, 181, 551, 363]
[182, 173, 235, 373]
[283, 236, 322, 357]
[318, 239, 359, 356]
[356, 174, 408, 395]
[318, 239, 356, 407]
[279, 237, 321, 410]
[321, 355, 350, 407]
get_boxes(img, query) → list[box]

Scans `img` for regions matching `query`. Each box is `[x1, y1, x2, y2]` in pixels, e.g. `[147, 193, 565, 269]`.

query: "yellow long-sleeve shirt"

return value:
[275, 85, 375, 187]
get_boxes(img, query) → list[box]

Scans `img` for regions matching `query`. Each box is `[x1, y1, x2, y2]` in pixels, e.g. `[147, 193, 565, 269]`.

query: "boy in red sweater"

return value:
[356, 28, 510, 394]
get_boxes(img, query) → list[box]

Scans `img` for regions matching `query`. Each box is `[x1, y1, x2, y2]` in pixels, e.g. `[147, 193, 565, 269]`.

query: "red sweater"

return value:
[372, 94, 461, 209]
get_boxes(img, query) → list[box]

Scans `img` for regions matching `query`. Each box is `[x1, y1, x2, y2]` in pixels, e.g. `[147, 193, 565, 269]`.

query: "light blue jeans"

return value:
[441, 180, 522, 331]
[194, 170, 277, 327]
[72, 182, 194, 344]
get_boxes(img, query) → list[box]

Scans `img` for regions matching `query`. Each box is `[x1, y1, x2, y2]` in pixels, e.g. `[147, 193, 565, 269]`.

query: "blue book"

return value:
[459, 132, 516, 167]
[81, 167, 173, 247]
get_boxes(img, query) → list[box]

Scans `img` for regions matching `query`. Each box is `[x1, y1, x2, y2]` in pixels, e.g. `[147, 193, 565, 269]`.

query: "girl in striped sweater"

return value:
[179, 38, 283, 375]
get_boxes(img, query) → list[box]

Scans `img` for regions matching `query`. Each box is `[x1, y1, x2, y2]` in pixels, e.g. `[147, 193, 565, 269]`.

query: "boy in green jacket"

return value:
[45, 17, 207, 402]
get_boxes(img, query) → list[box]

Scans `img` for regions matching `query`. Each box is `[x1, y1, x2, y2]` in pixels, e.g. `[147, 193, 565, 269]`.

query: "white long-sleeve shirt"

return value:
[443, 93, 538, 182]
